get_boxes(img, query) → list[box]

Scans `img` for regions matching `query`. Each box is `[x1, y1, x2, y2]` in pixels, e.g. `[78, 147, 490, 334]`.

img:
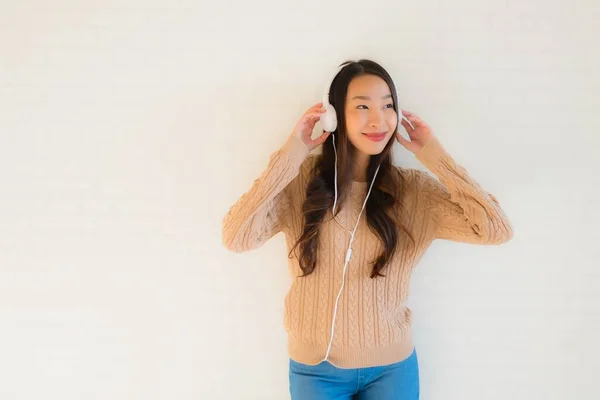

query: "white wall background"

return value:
[1, 0, 598, 399]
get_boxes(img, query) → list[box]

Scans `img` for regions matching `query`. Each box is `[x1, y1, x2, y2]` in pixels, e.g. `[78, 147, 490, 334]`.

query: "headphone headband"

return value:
[323, 63, 347, 106]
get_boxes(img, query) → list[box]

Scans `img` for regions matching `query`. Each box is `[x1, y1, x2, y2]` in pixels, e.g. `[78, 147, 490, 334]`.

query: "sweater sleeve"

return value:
[415, 137, 513, 245]
[222, 134, 310, 252]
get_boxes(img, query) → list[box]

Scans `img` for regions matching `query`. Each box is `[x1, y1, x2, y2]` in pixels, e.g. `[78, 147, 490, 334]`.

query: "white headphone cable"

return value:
[322, 133, 380, 363]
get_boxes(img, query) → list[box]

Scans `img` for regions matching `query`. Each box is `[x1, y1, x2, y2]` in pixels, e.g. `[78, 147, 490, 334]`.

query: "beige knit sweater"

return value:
[222, 134, 513, 369]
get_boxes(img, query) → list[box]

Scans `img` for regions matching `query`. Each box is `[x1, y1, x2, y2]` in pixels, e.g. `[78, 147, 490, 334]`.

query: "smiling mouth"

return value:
[362, 132, 387, 141]
[363, 132, 386, 136]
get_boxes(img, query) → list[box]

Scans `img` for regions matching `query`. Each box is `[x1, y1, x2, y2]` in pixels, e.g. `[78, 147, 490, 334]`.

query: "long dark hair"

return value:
[289, 59, 415, 278]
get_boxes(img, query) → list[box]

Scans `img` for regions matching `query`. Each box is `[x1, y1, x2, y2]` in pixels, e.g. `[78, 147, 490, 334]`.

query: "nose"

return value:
[368, 109, 387, 129]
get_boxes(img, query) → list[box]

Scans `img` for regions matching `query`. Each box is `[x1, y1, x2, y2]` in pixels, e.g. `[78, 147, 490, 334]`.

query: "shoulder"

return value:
[390, 166, 450, 216]
[389, 165, 427, 192]
[388, 165, 443, 209]
[391, 165, 438, 188]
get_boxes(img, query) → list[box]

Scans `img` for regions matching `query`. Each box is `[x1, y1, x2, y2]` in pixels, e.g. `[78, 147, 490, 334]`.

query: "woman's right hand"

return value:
[292, 102, 331, 151]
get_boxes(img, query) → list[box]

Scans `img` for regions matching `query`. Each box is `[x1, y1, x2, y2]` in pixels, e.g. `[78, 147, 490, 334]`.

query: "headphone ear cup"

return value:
[397, 112, 402, 132]
[320, 103, 337, 132]
[397, 106, 406, 131]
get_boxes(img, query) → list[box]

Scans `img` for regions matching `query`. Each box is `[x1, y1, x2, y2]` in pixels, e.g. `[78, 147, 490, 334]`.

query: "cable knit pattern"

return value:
[222, 134, 513, 368]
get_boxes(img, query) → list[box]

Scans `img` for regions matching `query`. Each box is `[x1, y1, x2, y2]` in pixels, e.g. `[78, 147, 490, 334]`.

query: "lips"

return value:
[363, 132, 387, 142]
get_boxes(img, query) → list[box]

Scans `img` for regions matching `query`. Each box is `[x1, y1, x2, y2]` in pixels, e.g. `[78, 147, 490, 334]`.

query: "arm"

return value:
[415, 137, 513, 245]
[222, 134, 310, 252]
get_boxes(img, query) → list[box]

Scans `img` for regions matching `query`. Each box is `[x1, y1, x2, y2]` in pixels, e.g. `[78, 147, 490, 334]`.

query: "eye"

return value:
[384, 103, 394, 109]
[357, 105, 368, 109]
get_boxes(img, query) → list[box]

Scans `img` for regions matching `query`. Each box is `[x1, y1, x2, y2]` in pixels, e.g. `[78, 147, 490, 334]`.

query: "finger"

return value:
[395, 132, 411, 147]
[307, 103, 325, 112]
[301, 113, 326, 132]
[401, 117, 415, 131]
[401, 110, 420, 121]
[311, 131, 331, 146]
[307, 107, 327, 117]
[402, 110, 421, 122]
[302, 110, 327, 122]
[406, 114, 419, 122]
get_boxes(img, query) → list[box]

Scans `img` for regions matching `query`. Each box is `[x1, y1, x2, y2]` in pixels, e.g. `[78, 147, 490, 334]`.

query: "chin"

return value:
[359, 147, 386, 155]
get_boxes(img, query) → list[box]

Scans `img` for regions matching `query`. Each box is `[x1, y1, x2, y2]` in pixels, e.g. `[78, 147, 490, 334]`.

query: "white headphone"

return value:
[317, 62, 409, 364]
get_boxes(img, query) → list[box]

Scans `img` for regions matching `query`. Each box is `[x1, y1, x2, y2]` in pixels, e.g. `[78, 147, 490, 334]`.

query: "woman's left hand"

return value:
[395, 110, 435, 154]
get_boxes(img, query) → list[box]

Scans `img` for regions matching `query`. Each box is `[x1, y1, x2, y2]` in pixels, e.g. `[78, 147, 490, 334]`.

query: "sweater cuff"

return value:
[281, 134, 311, 169]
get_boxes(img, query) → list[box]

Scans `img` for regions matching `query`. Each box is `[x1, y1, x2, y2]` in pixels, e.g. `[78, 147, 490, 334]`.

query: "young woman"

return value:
[222, 59, 513, 400]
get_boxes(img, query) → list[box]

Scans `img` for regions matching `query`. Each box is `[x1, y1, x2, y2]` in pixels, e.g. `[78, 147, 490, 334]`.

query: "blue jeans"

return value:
[289, 347, 419, 400]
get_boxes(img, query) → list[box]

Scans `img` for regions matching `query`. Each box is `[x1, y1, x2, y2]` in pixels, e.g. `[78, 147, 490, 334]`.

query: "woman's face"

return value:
[344, 74, 398, 156]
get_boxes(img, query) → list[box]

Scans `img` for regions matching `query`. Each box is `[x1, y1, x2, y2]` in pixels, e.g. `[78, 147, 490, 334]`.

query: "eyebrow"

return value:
[351, 94, 393, 100]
